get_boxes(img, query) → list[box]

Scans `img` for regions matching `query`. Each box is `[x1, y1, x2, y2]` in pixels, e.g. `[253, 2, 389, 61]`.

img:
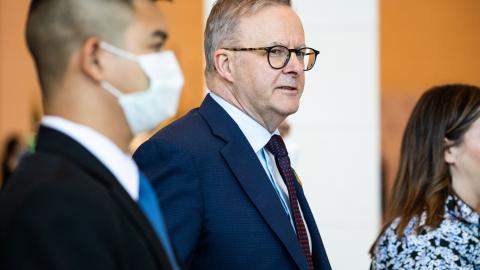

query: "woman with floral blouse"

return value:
[370, 84, 480, 269]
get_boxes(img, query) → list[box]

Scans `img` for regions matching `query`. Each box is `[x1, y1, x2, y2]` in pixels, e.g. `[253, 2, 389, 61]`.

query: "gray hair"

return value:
[204, 0, 291, 76]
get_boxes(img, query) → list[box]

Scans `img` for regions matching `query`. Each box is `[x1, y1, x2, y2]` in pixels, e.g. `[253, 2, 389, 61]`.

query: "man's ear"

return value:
[444, 138, 457, 164]
[213, 49, 234, 83]
[79, 37, 105, 82]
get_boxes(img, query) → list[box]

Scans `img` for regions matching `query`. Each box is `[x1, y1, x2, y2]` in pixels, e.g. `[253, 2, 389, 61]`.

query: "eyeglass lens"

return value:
[268, 46, 317, 71]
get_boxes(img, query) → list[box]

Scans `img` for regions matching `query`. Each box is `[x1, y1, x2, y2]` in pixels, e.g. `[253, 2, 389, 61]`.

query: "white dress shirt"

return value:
[42, 116, 140, 200]
[209, 92, 312, 252]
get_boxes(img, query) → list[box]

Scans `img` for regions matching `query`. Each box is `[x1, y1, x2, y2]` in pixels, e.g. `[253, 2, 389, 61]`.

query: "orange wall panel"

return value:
[159, 1, 205, 118]
[0, 0, 40, 168]
[381, 0, 480, 93]
[380, 0, 480, 212]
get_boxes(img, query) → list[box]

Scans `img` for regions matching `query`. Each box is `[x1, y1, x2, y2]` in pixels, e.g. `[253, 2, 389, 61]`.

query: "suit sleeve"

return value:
[134, 138, 203, 267]
[1, 186, 120, 270]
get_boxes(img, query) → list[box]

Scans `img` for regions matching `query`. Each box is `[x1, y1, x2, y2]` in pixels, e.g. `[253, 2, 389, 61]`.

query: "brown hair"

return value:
[370, 83, 480, 256]
[204, 0, 291, 76]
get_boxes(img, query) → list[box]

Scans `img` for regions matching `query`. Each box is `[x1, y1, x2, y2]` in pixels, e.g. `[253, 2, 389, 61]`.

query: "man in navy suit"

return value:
[0, 0, 183, 269]
[134, 0, 331, 269]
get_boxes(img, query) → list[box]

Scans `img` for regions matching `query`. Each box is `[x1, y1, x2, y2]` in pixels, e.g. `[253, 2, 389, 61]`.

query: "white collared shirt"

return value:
[42, 116, 140, 200]
[210, 92, 312, 252]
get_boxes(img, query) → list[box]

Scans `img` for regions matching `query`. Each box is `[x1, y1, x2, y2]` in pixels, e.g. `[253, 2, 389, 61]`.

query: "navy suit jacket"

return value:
[134, 95, 331, 270]
[0, 126, 173, 270]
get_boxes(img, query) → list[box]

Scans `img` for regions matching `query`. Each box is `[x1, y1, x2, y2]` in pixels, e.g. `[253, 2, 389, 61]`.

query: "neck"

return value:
[451, 174, 480, 212]
[44, 87, 132, 153]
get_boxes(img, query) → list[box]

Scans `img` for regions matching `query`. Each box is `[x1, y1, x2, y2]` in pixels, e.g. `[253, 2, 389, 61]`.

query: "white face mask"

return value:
[99, 42, 184, 135]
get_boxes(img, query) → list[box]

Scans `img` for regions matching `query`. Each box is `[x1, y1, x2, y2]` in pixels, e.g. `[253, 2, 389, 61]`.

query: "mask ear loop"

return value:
[98, 41, 140, 97]
[99, 41, 138, 62]
[100, 80, 124, 98]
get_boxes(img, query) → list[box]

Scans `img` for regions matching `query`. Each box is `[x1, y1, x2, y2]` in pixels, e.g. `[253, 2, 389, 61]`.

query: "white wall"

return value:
[204, 1, 381, 269]
[290, 1, 380, 269]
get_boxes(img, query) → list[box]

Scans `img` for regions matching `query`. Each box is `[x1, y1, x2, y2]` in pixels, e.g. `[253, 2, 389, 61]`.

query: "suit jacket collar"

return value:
[209, 93, 276, 153]
[41, 116, 139, 200]
[198, 95, 310, 270]
[294, 178, 332, 269]
[36, 125, 115, 188]
[35, 125, 174, 270]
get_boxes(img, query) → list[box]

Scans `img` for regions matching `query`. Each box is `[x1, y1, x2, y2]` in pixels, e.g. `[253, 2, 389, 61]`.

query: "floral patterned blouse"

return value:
[371, 195, 480, 270]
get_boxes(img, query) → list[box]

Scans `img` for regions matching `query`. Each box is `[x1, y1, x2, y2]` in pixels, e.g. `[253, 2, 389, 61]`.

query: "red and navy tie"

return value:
[265, 134, 314, 270]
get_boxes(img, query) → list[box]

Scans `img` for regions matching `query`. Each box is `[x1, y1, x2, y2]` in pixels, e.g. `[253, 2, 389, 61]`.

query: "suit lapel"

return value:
[36, 126, 173, 269]
[108, 184, 173, 269]
[294, 175, 331, 269]
[199, 96, 309, 270]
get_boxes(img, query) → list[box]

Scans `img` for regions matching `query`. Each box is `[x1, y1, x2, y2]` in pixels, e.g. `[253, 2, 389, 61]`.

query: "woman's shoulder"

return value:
[371, 196, 480, 269]
[371, 216, 421, 269]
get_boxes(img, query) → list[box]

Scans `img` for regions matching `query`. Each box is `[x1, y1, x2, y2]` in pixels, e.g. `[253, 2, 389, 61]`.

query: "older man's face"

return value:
[231, 5, 305, 128]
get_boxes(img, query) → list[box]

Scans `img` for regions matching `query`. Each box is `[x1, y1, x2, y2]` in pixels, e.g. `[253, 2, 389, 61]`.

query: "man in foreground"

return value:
[0, 0, 184, 269]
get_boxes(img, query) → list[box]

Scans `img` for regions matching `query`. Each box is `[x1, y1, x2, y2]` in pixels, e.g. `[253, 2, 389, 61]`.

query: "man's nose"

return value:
[283, 52, 303, 74]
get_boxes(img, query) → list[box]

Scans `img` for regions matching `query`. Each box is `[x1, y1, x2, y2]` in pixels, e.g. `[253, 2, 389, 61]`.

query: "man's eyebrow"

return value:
[270, 41, 306, 48]
[270, 41, 285, 46]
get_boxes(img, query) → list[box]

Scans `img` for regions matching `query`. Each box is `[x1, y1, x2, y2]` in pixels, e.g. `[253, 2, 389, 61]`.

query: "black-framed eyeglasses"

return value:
[223, 45, 319, 71]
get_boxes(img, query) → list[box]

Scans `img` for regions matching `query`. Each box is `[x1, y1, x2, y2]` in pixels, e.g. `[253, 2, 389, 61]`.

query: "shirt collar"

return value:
[445, 194, 480, 225]
[41, 116, 140, 200]
[209, 92, 278, 153]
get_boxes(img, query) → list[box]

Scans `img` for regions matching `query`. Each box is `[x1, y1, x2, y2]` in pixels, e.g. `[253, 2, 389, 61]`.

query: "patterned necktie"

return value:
[265, 134, 314, 270]
[138, 172, 180, 270]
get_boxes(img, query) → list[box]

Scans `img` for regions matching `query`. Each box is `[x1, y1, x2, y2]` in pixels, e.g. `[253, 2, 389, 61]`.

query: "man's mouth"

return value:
[277, 86, 297, 90]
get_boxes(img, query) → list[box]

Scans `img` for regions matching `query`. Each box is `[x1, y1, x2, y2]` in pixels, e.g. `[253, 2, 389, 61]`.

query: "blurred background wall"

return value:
[1, 0, 480, 269]
[0, 0, 40, 167]
[381, 0, 480, 211]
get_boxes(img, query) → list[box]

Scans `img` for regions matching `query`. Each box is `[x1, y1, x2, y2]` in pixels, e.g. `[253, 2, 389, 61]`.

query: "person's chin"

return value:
[275, 103, 300, 117]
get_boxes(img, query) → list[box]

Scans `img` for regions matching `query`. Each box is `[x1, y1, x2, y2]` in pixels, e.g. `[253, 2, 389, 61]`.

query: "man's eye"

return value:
[270, 48, 284, 56]
[151, 43, 164, 51]
[296, 51, 306, 57]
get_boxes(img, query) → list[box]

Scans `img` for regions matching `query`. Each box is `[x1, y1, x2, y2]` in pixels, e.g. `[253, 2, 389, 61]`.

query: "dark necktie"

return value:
[265, 134, 314, 270]
[138, 172, 180, 270]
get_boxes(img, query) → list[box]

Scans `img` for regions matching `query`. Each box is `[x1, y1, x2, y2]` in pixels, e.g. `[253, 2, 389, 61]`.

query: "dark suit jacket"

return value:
[0, 126, 173, 270]
[134, 95, 331, 270]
